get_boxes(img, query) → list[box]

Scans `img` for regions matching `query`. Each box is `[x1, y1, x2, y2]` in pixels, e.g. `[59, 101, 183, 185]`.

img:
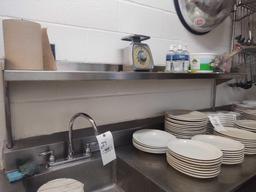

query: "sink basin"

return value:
[22, 155, 164, 192]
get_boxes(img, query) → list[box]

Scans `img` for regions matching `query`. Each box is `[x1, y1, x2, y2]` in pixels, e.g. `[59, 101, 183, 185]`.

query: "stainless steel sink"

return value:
[22, 155, 164, 192]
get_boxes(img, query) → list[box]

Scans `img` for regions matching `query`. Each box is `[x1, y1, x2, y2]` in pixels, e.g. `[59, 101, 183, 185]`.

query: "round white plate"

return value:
[38, 178, 84, 192]
[192, 135, 244, 152]
[132, 140, 166, 154]
[133, 129, 176, 149]
[167, 139, 223, 161]
[164, 126, 206, 135]
[132, 139, 166, 150]
[166, 110, 208, 122]
[165, 120, 207, 129]
[165, 117, 208, 125]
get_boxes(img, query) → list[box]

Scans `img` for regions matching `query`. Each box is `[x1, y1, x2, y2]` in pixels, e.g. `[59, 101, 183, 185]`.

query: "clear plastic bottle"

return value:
[173, 44, 183, 72]
[182, 45, 190, 72]
[165, 45, 175, 72]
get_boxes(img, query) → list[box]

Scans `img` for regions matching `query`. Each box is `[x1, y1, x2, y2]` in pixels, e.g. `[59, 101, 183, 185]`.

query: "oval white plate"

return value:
[235, 120, 256, 131]
[133, 129, 176, 149]
[166, 156, 220, 179]
[215, 127, 256, 140]
[192, 135, 244, 152]
[167, 139, 223, 161]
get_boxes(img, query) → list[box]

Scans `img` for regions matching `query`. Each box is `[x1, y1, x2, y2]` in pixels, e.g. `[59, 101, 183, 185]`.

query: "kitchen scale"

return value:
[122, 34, 154, 71]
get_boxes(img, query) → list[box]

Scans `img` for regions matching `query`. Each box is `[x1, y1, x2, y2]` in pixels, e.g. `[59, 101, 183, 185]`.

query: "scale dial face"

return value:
[132, 44, 153, 70]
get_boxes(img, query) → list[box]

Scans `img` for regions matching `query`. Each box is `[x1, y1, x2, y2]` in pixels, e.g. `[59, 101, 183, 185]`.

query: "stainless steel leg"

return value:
[211, 79, 217, 111]
[4, 80, 13, 149]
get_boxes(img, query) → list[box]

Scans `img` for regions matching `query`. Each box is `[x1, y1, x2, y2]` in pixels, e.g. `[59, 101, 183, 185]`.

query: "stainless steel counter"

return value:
[117, 146, 256, 192]
[1, 145, 256, 192]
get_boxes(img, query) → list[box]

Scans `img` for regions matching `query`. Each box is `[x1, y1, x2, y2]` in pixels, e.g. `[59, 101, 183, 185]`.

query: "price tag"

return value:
[96, 131, 116, 166]
[208, 115, 227, 132]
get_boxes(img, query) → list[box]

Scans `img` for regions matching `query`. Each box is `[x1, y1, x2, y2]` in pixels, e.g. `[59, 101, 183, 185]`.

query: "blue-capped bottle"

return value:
[173, 44, 183, 72]
[183, 45, 190, 72]
[165, 45, 175, 72]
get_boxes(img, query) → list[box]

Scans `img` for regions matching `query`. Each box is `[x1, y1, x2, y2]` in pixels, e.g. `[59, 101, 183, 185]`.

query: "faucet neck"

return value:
[68, 113, 99, 159]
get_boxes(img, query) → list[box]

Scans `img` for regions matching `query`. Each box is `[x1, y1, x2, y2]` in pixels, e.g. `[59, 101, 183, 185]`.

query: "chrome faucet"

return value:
[68, 112, 99, 159]
[40, 113, 99, 168]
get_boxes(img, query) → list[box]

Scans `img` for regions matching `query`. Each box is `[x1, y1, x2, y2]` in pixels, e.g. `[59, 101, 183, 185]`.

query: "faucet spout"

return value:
[68, 113, 99, 159]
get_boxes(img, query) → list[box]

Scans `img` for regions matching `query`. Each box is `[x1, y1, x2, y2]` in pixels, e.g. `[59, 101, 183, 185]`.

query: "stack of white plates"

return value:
[235, 120, 256, 133]
[132, 129, 176, 154]
[214, 127, 256, 155]
[241, 110, 256, 120]
[166, 140, 223, 179]
[192, 135, 245, 165]
[233, 104, 256, 120]
[165, 110, 208, 139]
[242, 100, 256, 107]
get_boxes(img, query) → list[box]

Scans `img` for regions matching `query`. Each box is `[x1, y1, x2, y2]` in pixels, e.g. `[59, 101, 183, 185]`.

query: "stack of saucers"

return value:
[241, 110, 256, 120]
[233, 106, 256, 120]
[166, 140, 223, 179]
[192, 135, 245, 165]
[235, 120, 256, 133]
[132, 129, 176, 154]
[206, 111, 240, 127]
[214, 127, 256, 155]
[206, 111, 240, 134]
[165, 110, 208, 139]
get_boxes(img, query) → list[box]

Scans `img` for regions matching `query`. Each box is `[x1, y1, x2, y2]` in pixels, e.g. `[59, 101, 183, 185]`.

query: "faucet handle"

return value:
[39, 150, 55, 164]
[84, 143, 92, 157]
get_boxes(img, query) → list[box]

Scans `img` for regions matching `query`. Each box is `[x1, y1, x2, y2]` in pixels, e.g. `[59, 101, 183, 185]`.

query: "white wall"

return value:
[0, 0, 249, 165]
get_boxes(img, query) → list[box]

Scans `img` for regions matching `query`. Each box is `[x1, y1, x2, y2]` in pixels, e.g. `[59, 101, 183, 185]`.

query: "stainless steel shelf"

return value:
[3, 70, 246, 82]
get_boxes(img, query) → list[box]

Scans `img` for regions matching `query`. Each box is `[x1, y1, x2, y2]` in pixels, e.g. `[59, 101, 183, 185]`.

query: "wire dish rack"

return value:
[234, 0, 256, 21]
[230, 0, 256, 88]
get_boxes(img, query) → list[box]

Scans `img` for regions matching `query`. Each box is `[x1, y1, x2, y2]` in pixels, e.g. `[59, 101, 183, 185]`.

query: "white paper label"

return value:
[96, 131, 116, 166]
[208, 116, 227, 132]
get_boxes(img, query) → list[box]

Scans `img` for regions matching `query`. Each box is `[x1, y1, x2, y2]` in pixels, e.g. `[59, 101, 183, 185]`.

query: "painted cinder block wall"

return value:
[0, 0, 251, 165]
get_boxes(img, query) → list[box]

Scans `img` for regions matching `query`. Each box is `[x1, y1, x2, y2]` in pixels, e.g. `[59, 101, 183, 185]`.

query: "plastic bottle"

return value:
[173, 44, 183, 72]
[182, 45, 190, 72]
[165, 45, 175, 72]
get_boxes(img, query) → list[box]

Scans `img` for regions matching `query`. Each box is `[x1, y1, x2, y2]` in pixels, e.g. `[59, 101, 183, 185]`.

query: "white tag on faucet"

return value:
[96, 131, 116, 166]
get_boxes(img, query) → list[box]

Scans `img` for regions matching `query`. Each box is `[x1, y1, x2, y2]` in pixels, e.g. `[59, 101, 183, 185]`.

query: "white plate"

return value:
[165, 118, 208, 126]
[165, 125, 206, 134]
[242, 100, 256, 107]
[167, 139, 223, 161]
[167, 150, 222, 165]
[132, 139, 166, 150]
[166, 110, 208, 122]
[166, 153, 221, 170]
[133, 129, 176, 149]
[169, 159, 220, 174]
[192, 135, 244, 152]
[132, 141, 166, 154]
[235, 120, 256, 131]
[165, 121, 207, 129]
[215, 127, 256, 141]
[222, 160, 244, 165]
[166, 156, 220, 179]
